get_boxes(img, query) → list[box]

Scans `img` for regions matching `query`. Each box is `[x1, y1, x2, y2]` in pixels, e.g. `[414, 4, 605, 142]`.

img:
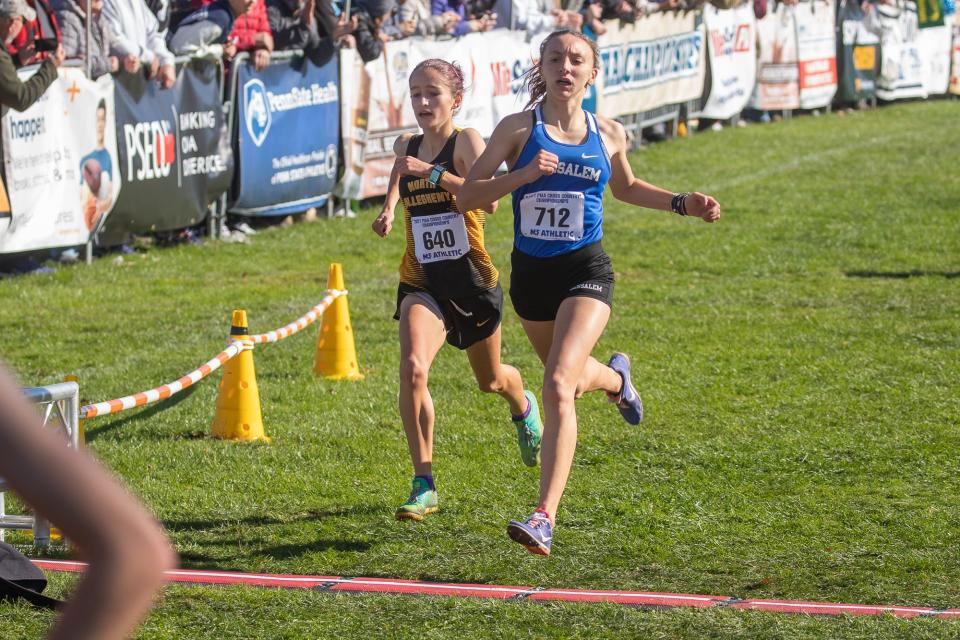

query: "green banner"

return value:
[916, 0, 945, 28]
[835, 0, 879, 102]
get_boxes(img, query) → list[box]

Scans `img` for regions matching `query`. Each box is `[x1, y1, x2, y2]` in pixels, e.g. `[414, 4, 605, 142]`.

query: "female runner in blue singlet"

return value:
[459, 30, 721, 555]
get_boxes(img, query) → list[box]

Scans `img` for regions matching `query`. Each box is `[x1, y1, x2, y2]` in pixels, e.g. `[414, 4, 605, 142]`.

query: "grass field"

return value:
[1, 100, 958, 638]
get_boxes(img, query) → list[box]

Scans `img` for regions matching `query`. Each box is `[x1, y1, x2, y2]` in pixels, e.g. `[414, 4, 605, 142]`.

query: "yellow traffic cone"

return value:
[314, 263, 364, 380]
[211, 310, 269, 441]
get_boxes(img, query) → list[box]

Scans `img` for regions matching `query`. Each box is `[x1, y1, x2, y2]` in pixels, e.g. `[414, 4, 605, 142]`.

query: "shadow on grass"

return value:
[163, 506, 385, 533]
[845, 270, 960, 279]
[84, 385, 200, 443]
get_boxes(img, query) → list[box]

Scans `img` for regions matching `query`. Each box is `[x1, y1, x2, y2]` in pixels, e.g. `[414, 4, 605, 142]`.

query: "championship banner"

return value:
[836, 0, 880, 102]
[336, 30, 538, 200]
[751, 2, 800, 110]
[231, 53, 339, 216]
[700, 3, 756, 120]
[795, 0, 838, 108]
[917, 13, 952, 94]
[596, 11, 706, 118]
[871, 1, 926, 100]
[0, 67, 119, 253]
[101, 60, 231, 241]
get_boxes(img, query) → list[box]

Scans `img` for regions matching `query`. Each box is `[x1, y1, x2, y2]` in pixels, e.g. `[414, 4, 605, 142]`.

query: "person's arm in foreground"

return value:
[0, 363, 177, 640]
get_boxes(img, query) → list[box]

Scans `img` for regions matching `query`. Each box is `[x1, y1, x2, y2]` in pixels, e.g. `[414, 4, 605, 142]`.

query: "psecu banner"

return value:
[0, 67, 120, 253]
[232, 53, 340, 216]
[101, 59, 231, 242]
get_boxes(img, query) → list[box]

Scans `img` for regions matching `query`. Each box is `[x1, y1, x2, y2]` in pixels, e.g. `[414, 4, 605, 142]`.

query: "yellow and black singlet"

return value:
[398, 130, 498, 299]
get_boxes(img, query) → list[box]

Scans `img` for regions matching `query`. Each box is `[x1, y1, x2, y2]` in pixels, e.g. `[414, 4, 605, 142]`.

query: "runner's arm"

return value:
[459, 113, 539, 212]
[452, 128, 496, 214]
[603, 117, 721, 222]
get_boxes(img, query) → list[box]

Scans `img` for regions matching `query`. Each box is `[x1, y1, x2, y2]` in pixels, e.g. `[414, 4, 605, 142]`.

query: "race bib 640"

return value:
[412, 211, 470, 263]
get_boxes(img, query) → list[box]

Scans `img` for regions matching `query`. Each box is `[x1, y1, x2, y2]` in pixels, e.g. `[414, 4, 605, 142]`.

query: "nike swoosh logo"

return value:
[581, 153, 598, 159]
[476, 318, 491, 328]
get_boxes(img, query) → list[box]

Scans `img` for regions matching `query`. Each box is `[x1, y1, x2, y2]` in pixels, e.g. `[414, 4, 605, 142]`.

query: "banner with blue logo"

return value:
[232, 53, 340, 216]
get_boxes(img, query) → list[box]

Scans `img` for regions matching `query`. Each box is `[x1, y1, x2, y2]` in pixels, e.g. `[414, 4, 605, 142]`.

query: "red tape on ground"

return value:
[32, 560, 960, 618]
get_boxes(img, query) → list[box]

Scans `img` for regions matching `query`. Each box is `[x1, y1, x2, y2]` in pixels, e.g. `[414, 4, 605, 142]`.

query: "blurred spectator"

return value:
[511, 0, 580, 38]
[431, 0, 495, 35]
[103, 0, 176, 88]
[266, 0, 353, 62]
[229, 0, 272, 70]
[351, 0, 392, 62]
[582, 0, 636, 25]
[382, 0, 436, 38]
[0, 0, 63, 113]
[7, 0, 60, 67]
[53, 0, 118, 78]
[167, 0, 253, 57]
[143, 0, 171, 36]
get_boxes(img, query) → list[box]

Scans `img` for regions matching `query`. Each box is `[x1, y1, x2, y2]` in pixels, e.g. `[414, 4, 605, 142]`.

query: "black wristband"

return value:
[671, 192, 690, 216]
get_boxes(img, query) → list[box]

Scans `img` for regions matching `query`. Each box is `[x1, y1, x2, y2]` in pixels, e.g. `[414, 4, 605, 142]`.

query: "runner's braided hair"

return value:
[411, 59, 466, 115]
[522, 30, 600, 110]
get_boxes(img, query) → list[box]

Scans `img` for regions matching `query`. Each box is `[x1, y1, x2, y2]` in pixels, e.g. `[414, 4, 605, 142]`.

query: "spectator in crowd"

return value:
[0, 361, 177, 640]
[53, 0, 118, 78]
[381, 0, 433, 39]
[351, 0, 392, 62]
[103, 0, 176, 88]
[430, 0, 495, 36]
[229, 0, 273, 71]
[0, 0, 63, 114]
[510, 0, 580, 38]
[7, 0, 60, 67]
[266, 0, 353, 61]
[143, 0, 171, 33]
[167, 0, 254, 57]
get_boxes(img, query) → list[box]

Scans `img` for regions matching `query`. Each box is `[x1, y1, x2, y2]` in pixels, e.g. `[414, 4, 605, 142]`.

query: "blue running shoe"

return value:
[607, 353, 643, 425]
[507, 511, 553, 556]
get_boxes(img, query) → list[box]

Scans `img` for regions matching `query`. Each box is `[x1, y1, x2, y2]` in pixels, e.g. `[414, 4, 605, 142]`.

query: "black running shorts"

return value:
[509, 242, 614, 322]
[394, 282, 503, 350]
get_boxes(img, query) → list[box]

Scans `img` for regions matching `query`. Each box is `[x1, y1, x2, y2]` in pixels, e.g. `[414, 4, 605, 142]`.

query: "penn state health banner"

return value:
[101, 59, 231, 241]
[596, 11, 706, 118]
[232, 53, 339, 216]
[0, 67, 119, 253]
[700, 3, 757, 120]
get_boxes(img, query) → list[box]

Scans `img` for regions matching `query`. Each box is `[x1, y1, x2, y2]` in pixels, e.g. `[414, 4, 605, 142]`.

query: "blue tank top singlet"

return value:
[510, 105, 611, 258]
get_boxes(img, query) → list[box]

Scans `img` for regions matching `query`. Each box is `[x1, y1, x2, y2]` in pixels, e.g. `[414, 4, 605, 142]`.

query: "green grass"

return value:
[1, 100, 959, 638]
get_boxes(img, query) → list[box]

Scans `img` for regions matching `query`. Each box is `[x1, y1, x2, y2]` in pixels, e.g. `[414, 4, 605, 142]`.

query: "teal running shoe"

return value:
[395, 477, 438, 521]
[513, 390, 542, 467]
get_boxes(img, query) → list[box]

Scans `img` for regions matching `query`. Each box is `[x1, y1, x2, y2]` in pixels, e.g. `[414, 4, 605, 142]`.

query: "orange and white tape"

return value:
[80, 290, 346, 419]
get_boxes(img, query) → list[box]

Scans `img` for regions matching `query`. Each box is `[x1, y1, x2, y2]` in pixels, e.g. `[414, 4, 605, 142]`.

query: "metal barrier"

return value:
[0, 382, 80, 547]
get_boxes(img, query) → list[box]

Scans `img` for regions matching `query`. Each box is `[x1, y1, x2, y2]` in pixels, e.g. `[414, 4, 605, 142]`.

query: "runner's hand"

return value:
[372, 210, 394, 237]
[522, 149, 559, 183]
[685, 192, 721, 223]
[394, 155, 432, 178]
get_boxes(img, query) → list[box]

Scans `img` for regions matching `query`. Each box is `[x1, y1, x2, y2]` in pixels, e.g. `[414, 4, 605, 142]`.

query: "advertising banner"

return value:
[101, 60, 231, 241]
[871, 1, 926, 100]
[751, 2, 800, 110]
[836, 0, 880, 102]
[0, 67, 119, 253]
[700, 3, 756, 119]
[916, 0, 945, 27]
[795, 0, 838, 108]
[951, 21, 960, 94]
[917, 13, 952, 94]
[596, 11, 707, 118]
[232, 53, 340, 216]
[336, 30, 539, 200]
